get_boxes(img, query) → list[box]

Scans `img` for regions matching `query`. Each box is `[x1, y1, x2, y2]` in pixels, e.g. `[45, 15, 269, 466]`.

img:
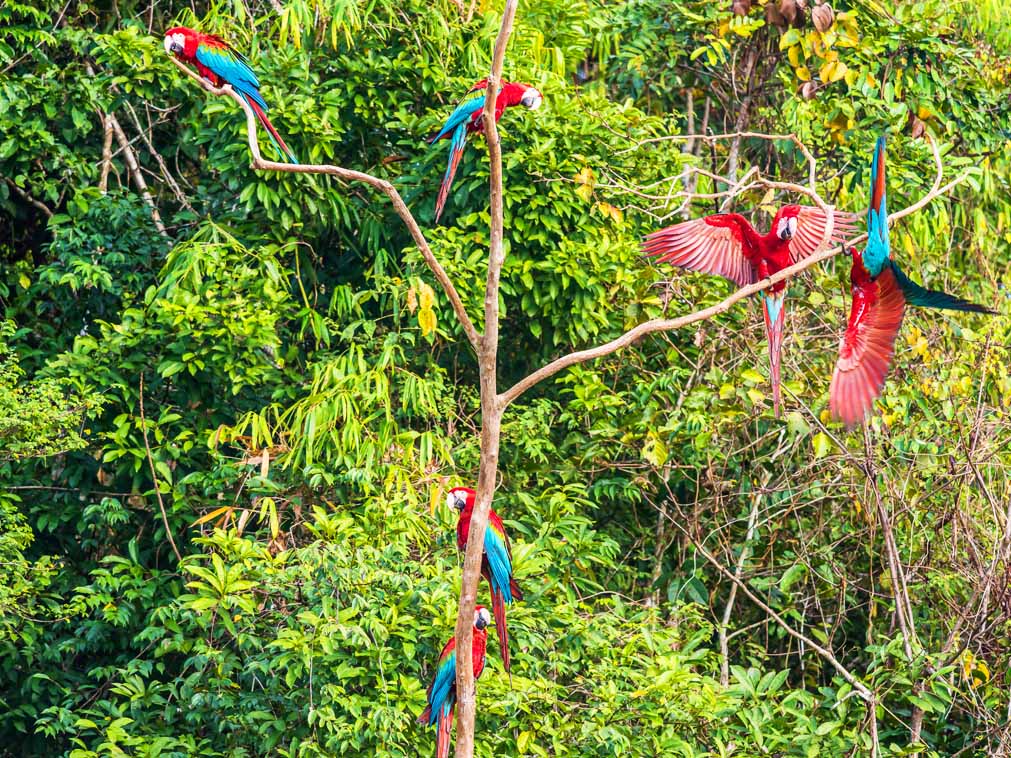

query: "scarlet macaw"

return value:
[163, 27, 298, 164]
[429, 79, 543, 221]
[418, 606, 491, 758]
[829, 137, 993, 426]
[643, 204, 857, 416]
[446, 486, 523, 674]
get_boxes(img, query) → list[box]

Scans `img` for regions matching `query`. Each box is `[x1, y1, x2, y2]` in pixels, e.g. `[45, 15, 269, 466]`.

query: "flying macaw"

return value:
[429, 79, 543, 221]
[418, 606, 491, 758]
[446, 486, 523, 674]
[163, 26, 298, 164]
[829, 137, 994, 426]
[643, 203, 858, 416]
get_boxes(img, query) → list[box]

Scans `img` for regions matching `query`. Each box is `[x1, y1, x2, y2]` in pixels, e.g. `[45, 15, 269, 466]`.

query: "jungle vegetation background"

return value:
[3, 0, 1011, 755]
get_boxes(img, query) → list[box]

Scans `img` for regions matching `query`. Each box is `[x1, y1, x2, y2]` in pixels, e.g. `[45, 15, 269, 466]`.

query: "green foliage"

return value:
[2, 0, 1011, 756]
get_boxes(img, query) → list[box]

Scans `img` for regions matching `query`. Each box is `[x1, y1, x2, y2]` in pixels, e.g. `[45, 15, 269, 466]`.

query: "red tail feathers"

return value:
[245, 97, 296, 164]
[434, 129, 467, 222]
[490, 584, 511, 673]
[436, 704, 453, 758]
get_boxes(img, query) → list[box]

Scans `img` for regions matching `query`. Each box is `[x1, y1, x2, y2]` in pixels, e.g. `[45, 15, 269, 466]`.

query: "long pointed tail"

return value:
[436, 701, 454, 758]
[240, 93, 298, 164]
[869, 136, 887, 226]
[762, 292, 787, 417]
[434, 123, 468, 222]
[891, 262, 995, 314]
[491, 584, 511, 674]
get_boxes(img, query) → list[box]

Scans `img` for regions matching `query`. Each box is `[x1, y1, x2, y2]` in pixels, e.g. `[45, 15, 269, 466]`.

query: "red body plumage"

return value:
[643, 206, 857, 416]
[450, 487, 523, 673]
[418, 608, 489, 758]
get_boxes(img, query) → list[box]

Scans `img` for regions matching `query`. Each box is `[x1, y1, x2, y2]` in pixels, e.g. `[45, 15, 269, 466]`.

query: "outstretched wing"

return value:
[642, 214, 759, 288]
[829, 266, 906, 426]
[789, 207, 860, 263]
[195, 40, 267, 111]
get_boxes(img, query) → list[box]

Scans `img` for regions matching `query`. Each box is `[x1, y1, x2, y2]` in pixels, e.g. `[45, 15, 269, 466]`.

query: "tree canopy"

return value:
[2, 0, 1011, 756]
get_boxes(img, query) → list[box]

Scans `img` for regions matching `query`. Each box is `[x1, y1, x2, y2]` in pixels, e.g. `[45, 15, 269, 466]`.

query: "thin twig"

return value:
[500, 136, 963, 408]
[167, 55, 481, 352]
[138, 373, 182, 562]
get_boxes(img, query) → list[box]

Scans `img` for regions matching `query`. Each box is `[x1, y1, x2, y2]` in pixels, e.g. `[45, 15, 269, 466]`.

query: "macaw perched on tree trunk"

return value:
[429, 79, 543, 221]
[829, 137, 994, 426]
[446, 486, 523, 674]
[642, 203, 858, 416]
[418, 606, 490, 758]
[163, 27, 298, 164]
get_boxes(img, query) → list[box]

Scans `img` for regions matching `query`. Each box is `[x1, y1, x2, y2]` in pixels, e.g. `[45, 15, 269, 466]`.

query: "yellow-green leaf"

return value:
[418, 307, 437, 336]
[812, 432, 832, 459]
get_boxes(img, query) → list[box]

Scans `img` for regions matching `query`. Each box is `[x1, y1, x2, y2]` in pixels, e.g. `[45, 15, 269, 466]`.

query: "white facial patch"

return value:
[164, 32, 185, 56]
[777, 216, 795, 240]
[522, 88, 543, 110]
[475, 607, 491, 627]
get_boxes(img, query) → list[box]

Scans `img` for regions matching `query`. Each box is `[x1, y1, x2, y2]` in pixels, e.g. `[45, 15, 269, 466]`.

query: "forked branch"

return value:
[167, 55, 481, 351]
[500, 134, 966, 409]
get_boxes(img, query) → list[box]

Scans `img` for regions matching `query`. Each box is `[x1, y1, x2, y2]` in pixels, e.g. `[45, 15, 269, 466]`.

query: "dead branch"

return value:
[168, 55, 481, 352]
[451, 3, 519, 755]
[99, 114, 114, 194]
[2, 175, 53, 218]
[109, 112, 168, 235]
[500, 135, 965, 409]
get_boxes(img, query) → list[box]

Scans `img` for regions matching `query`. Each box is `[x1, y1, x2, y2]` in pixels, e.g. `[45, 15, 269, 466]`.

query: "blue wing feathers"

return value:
[196, 44, 268, 111]
[426, 650, 456, 726]
[484, 525, 514, 604]
[431, 95, 485, 141]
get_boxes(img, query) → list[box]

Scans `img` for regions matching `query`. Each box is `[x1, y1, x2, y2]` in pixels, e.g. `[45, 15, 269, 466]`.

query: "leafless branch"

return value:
[500, 135, 965, 409]
[452, 3, 519, 755]
[109, 112, 168, 236]
[2, 175, 53, 218]
[167, 55, 481, 352]
[99, 114, 115, 194]
[138, 373, 182, 562]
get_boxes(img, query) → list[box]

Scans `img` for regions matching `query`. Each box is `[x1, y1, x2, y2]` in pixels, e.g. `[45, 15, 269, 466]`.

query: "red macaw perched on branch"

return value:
[429, 79, 542, 221]
[643, 203, 858, 416]
[163, 27, 298, 164]
[446, 486, 523, 674]
[418, 606, 490, 758]
[829, 137, 994, 426]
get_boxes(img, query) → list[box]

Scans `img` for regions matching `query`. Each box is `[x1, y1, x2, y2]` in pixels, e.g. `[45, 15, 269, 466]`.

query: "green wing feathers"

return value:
[890, 262, 995, 314]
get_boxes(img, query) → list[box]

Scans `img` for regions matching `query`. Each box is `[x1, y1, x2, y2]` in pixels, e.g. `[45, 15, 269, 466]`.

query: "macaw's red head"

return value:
[774, 204, 801, 241]
[163, 27, 193, 58]
[445, 486, 476, 512]
[473, 605, 491, 631]
[506, 82, 543, 110]
[468, 79, 543, 110]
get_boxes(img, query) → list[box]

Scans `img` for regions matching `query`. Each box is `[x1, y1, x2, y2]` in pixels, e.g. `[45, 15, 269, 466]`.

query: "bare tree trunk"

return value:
[452, 3, 518, 756]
